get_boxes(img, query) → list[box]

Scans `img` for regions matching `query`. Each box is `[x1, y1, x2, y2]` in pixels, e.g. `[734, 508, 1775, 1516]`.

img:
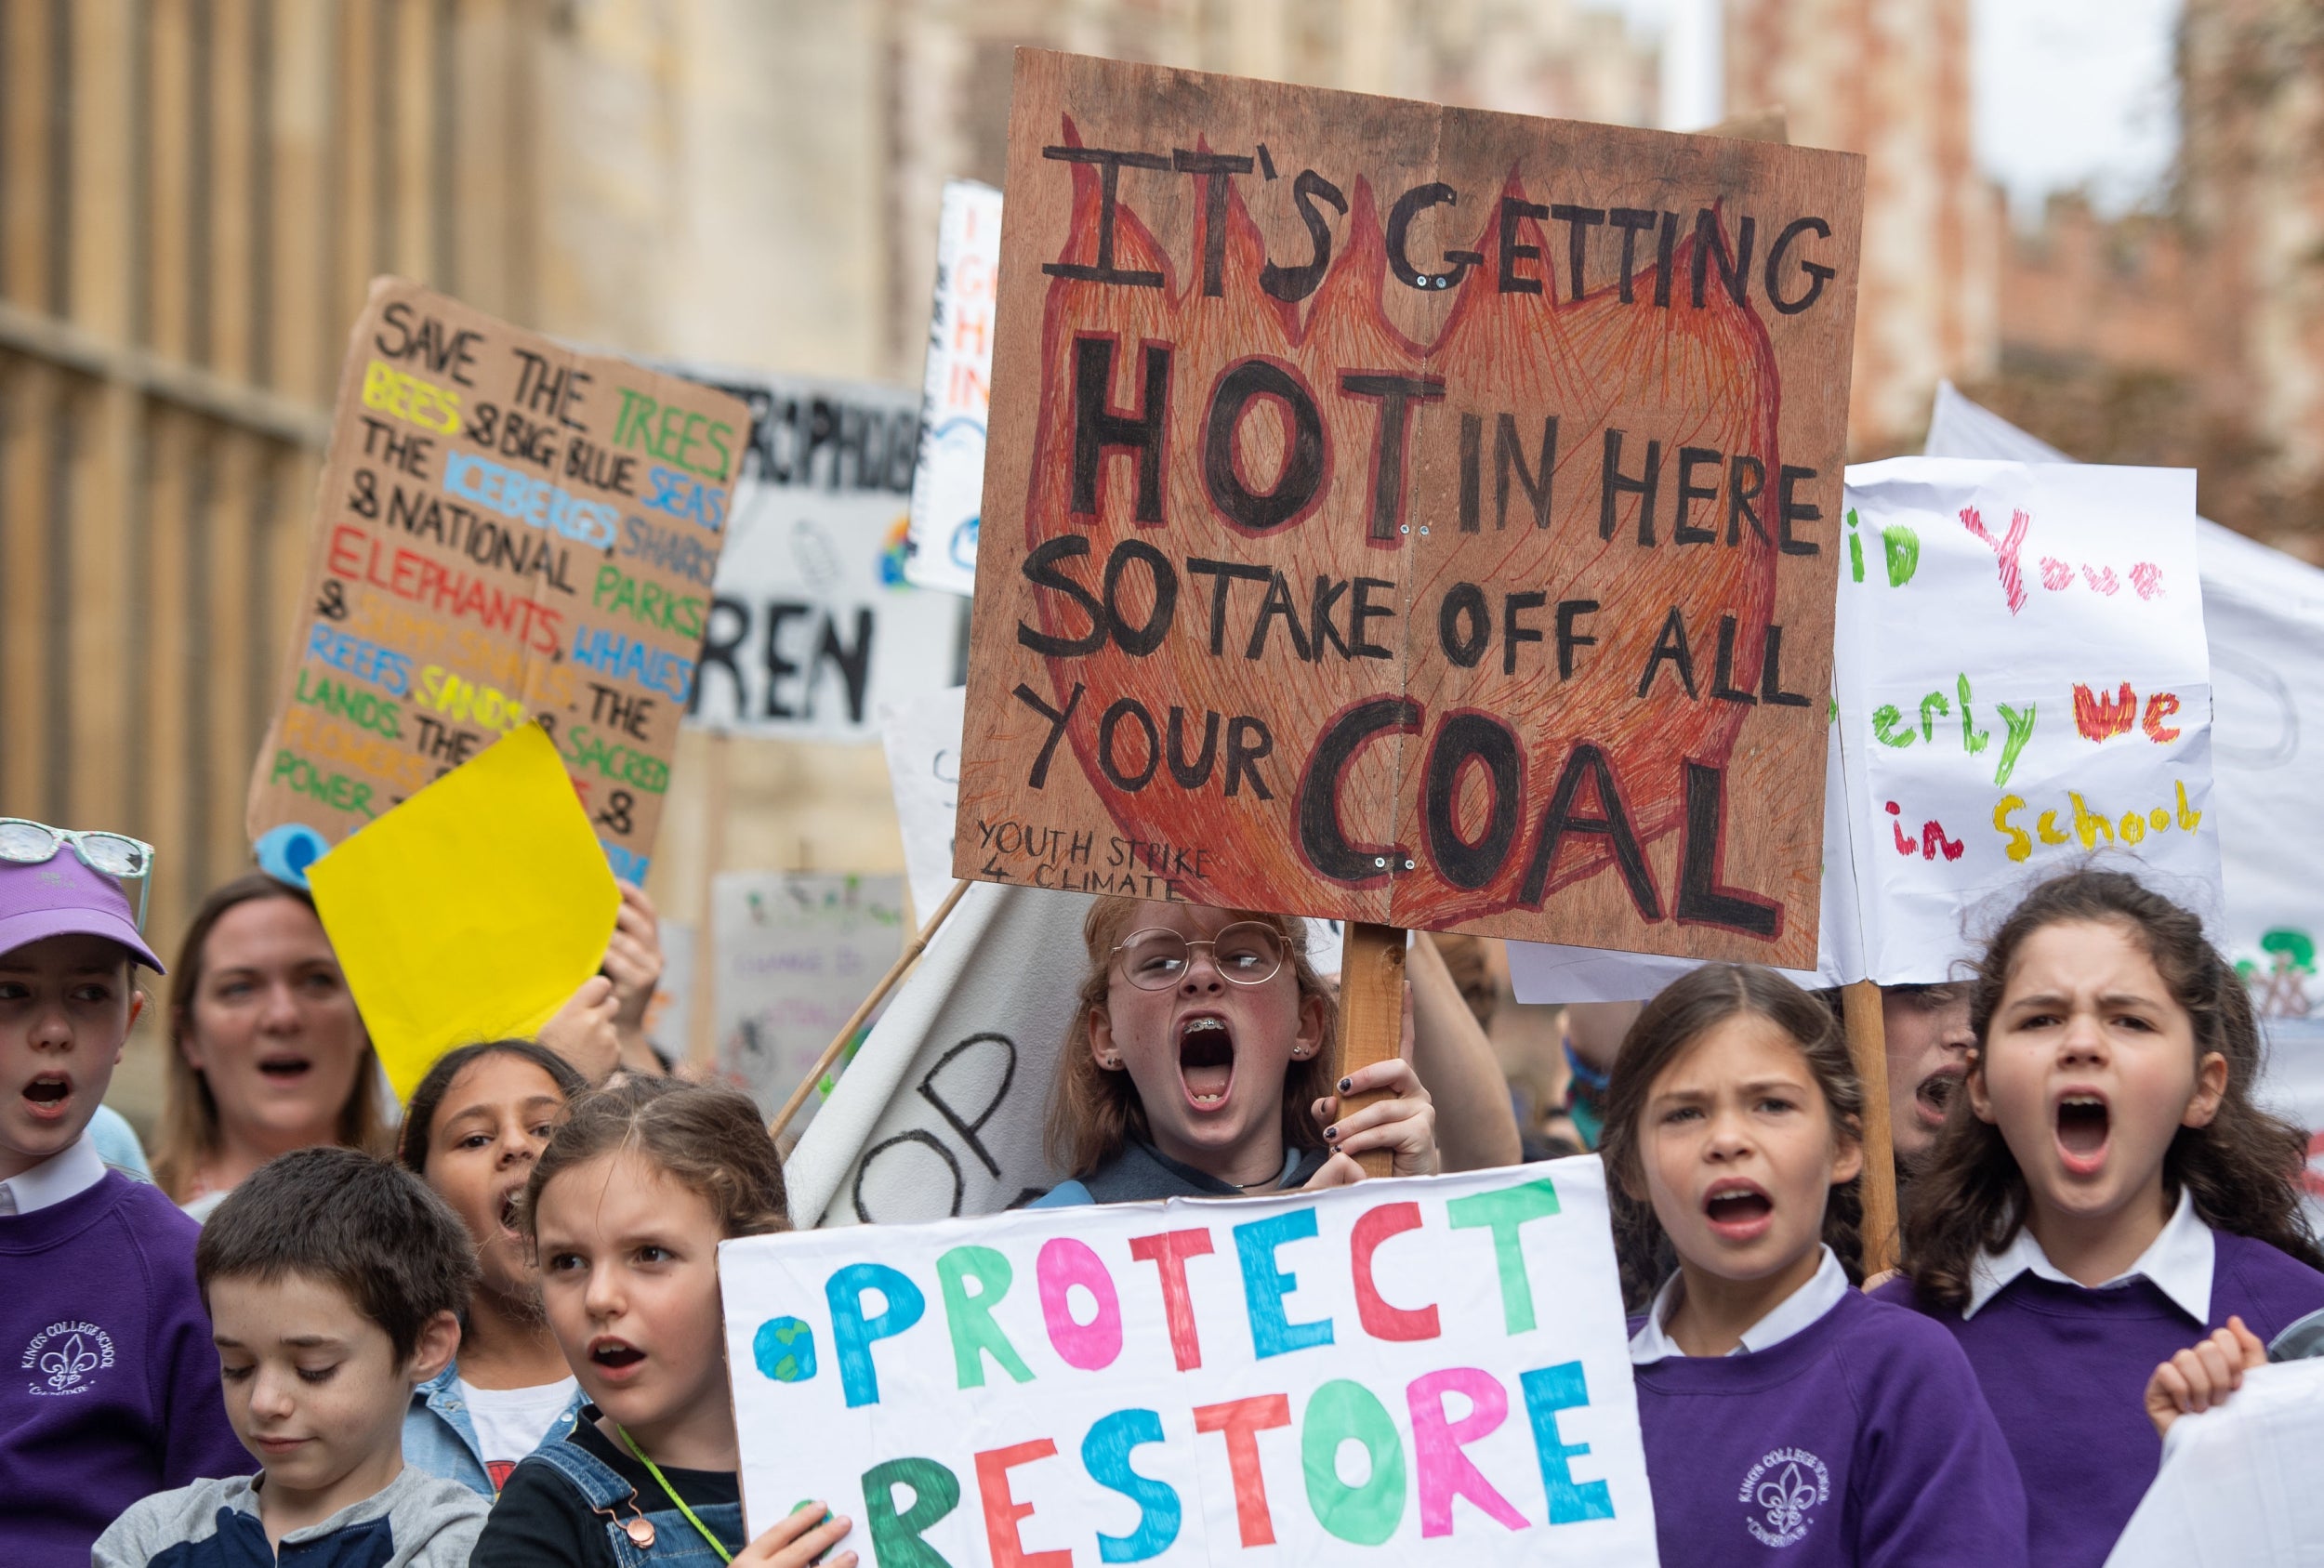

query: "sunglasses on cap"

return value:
[0, 819, 155, 930]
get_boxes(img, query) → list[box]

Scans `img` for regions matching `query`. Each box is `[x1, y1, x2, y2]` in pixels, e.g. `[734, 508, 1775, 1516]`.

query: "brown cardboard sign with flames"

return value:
[955, 50, 1865, 966]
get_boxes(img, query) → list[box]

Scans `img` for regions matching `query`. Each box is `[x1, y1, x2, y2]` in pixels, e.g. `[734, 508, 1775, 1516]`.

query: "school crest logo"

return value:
[21, 1320, 115, 1396]
[1738, 1446, 1830, 1548]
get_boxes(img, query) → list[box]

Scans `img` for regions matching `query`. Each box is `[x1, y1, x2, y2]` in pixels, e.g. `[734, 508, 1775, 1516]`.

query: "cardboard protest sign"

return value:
[1507, 712, 1863, 1002]
[712, 872, 907, 1119]
[248, 279, 749, 883]
[1836, 459, 2218, 983]
[784, 878, 1087, 1227]
[674, 367, 963, 740]
[724, 1159, 1657, 1565]
[307, 723, 618, 1099]
[907, 180, 1006, 596]
[954, 51, 1863, 967]
[881, 684, 1339, 968]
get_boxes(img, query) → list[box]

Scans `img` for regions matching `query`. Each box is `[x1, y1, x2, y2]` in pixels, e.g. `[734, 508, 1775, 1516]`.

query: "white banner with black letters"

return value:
[669, 365, 960, 741]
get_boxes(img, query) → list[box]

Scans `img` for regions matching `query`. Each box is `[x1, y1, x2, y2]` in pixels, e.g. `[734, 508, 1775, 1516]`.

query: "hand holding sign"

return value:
[537, 973, 622, 1084]
[1307, 1030, 1440, 1186]
[732, 1501, 859, 1568]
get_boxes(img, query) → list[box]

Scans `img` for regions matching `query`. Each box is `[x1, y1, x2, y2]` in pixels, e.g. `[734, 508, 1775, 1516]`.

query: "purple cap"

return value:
[0, 853, 165, 972]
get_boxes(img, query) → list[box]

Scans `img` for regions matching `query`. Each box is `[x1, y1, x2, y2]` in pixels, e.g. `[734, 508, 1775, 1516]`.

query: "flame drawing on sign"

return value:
[1020, 118, 1789, 932]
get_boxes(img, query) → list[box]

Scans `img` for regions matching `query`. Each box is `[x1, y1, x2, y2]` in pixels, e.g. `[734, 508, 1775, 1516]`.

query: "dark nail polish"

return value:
[1325, 1125, 1339, 1140]
[1338, 1076, 1353, 1092]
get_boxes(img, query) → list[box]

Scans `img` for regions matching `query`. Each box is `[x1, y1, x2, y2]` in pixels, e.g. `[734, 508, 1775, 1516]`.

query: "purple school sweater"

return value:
[1876, 1231, 2324, 1568]
[0, 1170, 251, 1568]
[1632, 1287, 2027, 1567]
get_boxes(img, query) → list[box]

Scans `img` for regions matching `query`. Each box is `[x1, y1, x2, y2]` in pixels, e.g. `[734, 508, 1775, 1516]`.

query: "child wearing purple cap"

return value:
[0, 822, 249, 1568]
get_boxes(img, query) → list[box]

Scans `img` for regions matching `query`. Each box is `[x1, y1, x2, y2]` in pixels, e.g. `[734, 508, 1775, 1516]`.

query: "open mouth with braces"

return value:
[1178, 1014, 1235, 1112]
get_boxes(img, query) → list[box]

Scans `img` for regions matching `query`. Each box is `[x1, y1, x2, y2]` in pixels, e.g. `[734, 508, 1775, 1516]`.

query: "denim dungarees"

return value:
[527, 1430, 746, 1567]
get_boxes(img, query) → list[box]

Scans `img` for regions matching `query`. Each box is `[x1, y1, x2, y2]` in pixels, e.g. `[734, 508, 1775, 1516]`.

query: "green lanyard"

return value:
[616, 1424, 734, 1564]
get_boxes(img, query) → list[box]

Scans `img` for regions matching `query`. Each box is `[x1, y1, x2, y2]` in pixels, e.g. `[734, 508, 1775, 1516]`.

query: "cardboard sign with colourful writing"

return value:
[722, 1159, 1657, 1563]
[247, 277, 750, 882]
[1836, 458, 2218, 982]
[909, 180, 1006, 596]
[954, 51, 1863, 967]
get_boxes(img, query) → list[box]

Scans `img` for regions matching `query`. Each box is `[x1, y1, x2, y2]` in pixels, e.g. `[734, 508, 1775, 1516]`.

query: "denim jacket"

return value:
[403, 1360, 588, 1496]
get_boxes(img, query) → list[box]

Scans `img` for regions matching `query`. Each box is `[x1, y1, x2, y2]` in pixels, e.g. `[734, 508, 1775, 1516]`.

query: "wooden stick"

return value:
[1842, 979, 1899, 1276]
[689, 731, 732, 1073]
[1336, 921, 1408, 1178]
[768, 879, 971, 1140]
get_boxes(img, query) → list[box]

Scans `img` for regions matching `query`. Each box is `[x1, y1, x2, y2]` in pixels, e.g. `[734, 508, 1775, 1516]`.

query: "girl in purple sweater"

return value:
[1882, 870, 2324, 1568]
[1604, 964, 2028, 1568]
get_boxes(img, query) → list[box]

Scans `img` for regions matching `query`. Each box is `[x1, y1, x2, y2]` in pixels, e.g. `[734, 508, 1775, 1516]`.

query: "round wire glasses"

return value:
[1113, 922, 1288, 990]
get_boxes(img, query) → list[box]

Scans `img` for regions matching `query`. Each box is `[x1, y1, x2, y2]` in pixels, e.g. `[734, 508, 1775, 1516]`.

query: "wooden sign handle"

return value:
[1842, 980, 1899, 1277]
[1336, 922, 1407, 1178]
[688, 731, 733, 1073]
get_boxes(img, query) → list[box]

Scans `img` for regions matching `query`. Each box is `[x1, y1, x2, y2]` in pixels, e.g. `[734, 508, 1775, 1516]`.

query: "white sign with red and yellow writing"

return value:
[1835, 458, 2219, 982]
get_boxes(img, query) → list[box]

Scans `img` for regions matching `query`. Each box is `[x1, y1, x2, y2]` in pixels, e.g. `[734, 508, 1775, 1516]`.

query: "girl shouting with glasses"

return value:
[1029, 899, 1438, 1207]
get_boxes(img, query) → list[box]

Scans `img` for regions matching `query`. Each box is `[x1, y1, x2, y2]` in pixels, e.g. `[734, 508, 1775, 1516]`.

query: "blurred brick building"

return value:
[1723, 0, 1999, 455]
[1976, 0, 2324, 553]
[2000, 199, 2199, 380]
[0, 0, 1665, 1119]
[2182, 0, 2324, 523]
[881, 0, 1660, 380]
[8, 0, 2314, 1122]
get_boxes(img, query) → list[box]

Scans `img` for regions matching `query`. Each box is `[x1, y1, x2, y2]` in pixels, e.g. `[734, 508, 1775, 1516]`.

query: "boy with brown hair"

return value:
[95, 1147, 488, 1566]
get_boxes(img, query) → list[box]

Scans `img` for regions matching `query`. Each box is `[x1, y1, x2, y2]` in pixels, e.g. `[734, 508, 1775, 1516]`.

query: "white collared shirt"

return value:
[0, 1131, 109, 1218]
[1629, 1244, 1850, 1364]
[1964, 1185, 2215, 1321]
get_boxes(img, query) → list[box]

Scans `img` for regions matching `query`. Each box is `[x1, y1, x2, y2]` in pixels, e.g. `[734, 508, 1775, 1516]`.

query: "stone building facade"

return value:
[1723, 0, 1998, 454]
[1999, 198, 2199, 381]
[1976, 0, 2324, 550]
[537, 0, 1670, 966]
[2178, 0, 2324, 526]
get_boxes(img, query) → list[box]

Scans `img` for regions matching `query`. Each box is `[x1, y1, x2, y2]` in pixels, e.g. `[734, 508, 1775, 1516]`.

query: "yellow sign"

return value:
[309, 722, 619, 1099]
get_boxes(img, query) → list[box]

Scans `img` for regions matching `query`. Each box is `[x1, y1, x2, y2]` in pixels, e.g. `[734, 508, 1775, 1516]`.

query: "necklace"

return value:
[615, 1424, 733, 1563]
[1228, 1145, 1303, 1192]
